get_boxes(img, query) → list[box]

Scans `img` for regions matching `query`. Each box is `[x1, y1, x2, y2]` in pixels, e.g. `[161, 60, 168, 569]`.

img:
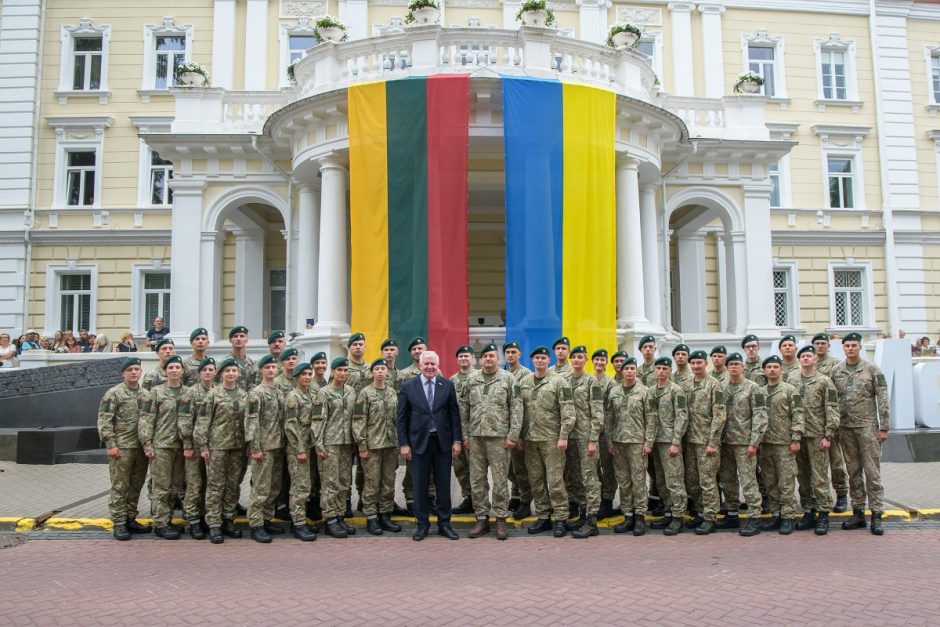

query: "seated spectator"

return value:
[0, 332, 17, 367]
[115, 331, 138, 353]
[78, 329, 90, 348]
[39, 336, 51, 350]
[51, 330, 66, 352]
[92, 334, 111, 353]
[913, 336, 936, 357]
[64, 335, 80, 353]
[81, 334, 96, 353]
[20, 330, 41, 352]
[145, 317, 169, 351]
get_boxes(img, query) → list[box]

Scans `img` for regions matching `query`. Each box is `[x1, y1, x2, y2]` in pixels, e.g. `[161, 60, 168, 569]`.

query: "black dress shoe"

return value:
[527, 518, 552, 534]
[221, 519, 242, 538]
[113, 523, 130, 541]
[126, 518, 152, 534]
[437, 525, 459, 540]
[154, 525, 180, 540]
[189, 522, 206, 540]
[292, 523, 317, 541]
[209, 527, 224, 544]
[413, 524, 429, 541]
[552, 521, 566, 538]
[367, 518, 383, 535]
[263, 520, 285, 534]
[250, 526, 272, 543]
[378, 514, 402, 532]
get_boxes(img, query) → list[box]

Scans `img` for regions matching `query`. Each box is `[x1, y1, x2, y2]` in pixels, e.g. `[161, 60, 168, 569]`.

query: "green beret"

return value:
[197, 357, 216, 372]
[762, 355, 782, 367]
[279, 347, 299, 361]
[638, 335, 656, 348]
[689, 350, 708, 362]
[381, 338, 398, 350]
[622, 357, 637, 367]
[654, 356, 672, 368]
[797, 345, 816, 357]
[611, 351, 628, 361]
[228, 326, 248, 339]
[592, 348, 608, 360]
[189, 327, 208, 342]
[331, 357, 349, 369]
[292, 362, 312, 378]
[258, 354, 277, 368]
[570, 345, 587, 356]
[552, 336, 570, 348]
[267, 330, 285, 344]
[741, 334, 759, 348]
[163, 355, 183, 368]
[480, 343, 498, 356]
[348, 332, 365, 347]
[455, 345, 474, 357]
[672, 344, 690, 356]
[370, 358, 388, 370]
[710, 345, 727, 355]
[503, 341, 521, 352]
[218, 357, 239, 371]
[812, 333, 830, 344]
[408, 336, 427, 350]
[155, 338, 175, 351]
[120, 357, 141, 371]
[725, 352, 743, 364]
[779, 335, 796, 347]
[530, 345, 550, 358]
[842, 332, 863, 344]
[311, 352, 327, 363]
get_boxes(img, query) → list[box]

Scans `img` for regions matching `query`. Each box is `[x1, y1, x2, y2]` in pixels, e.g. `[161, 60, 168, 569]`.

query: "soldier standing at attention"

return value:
[565, 346, 604, 538]
[742, 335, 767, 387]
[592, 348, 619, 521]
[671, 344, 693, 390]
[143, 338, 176, 391]
[283, 362, 318, 541]
[550, 336, 573, 376]
[98, 357, 152, 541]
[779, 335, 801, 383]
[194, 357, 248, 544]
[399, 337, 429, 384]
[717, 353, 768, 536]
[611, 351, 628, 382]
[830, 333, 890, 536]
[450, 345, 476, 516]
[812, 332, 849, 514]
[636, 336, 662, 516]
[709, 346, 729, 385]
[647, 357, 689, 536]
[606, 358, 653, 536]
[314, 358, 358, 538]
[346, 332, 370, 393]
[140, 355, 186, 539]
[246, 354, 287, 543]
[503, 341, 533, 520]
[793, 345, 839, 535]
[227, 326, 258, 392]
[311, 352, 329, 389]
[182, 328, 210, 387]
[459, 343, 521, 540]
[683, 351, 726, 535]
[759, 355, 803, 535]
[519, 346, 576, 538]
[267, 331, 287, 360]
[353, 358, 403, 536]
[275, 348, 299, 394]
[377, 339, 402, 391]
[178, 357, 215, 539]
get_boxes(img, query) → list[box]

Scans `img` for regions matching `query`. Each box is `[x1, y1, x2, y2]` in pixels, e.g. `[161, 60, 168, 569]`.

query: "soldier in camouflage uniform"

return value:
[671, 344, 693, 390]
[399, 336, 428, 385]
[98, 358, 152, 541]
[367, 338, 402, 391]
[353, 358, 403, 536]
[283, 362, 318, 541]
[194, 357, 248, 544]
[226, 326, 259, 392]
[519, 346, 576, 537]
[549, 336, 573, 377]
[718, 353, 768, 536]
[182, 328, 210, 387]
[830, 332, 890, 535]
[611, 351, 627, 382]
[346, 333, 370, 516]
[458, 343, 522, 540]
[266, 330, 286, 360]
[758, 355, 804, 535]
[683, 351, 726, 535]
[246, 354, 286, 543]
[592, 348, 619, 520]
[606, 357, 653, 536]
[178, 357, 215, 539]
[314, 357, 358, 538]
[647, 357, 689, 536]
[813, 332, 849, 513]
[450, 345, 476, 515]
[637, 335, 663, 516]
[778, 335, 801, 383]
[564, 346, 605, 538]
[504, 341, 533, 519]
[742, 335, 767, 387]
[140, 355, 186, 539]
[142, 338, 176, 391]
[793, 345, 840, 535]
[275, 347, 299, 395]
[709, 346, 729, 385]
[311, 352, 329, 390]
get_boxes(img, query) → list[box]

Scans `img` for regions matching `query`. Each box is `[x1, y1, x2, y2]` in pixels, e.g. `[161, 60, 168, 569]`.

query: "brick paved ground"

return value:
[1, 529, 938, 625]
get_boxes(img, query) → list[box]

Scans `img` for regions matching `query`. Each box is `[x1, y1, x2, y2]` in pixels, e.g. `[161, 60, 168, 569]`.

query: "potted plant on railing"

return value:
[515, 0, 556, 27]
[287, 63, 297, 83]
[403, 0, 441, 25]
[176, 61, 209, 87]
[734, 70, 764, 94]
[313, 15, 348, 43]
[606, 22, 642, 49]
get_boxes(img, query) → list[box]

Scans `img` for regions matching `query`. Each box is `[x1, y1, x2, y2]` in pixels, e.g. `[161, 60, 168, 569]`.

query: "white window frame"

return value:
[924, 45, 940, 111]
[825, 155, 856, 209]
[771, 260, 801, 332]
[766, 123, 797, 208]
[131, 262, 171, 335]
[636, 31, 664, 84]
[140, 17, 194, 98]
[47, 116, 112, 210]
[814, 33, 861, 111]
[813, 124, 870, 211]
[267, 267, 287, 333]
[129, 116, 174, 208]
[279, 20, 316, 88]
[56, 18, 111, 105]
[741, 29, 787, 100]
[44, 263, 98, 336]
[827, 260, 875, 331]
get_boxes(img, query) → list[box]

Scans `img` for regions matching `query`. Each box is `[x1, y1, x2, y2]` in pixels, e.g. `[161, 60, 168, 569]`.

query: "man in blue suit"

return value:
[397, 350, 463, 541]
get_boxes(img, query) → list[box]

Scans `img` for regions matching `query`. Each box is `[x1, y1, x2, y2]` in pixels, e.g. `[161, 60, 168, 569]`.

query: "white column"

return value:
[576, 0, 612, 45]
[676, 232, 707, 332]
[200, 231, 224, 341]
[639, 185, 662, 327]
[668, 2, 695, 97]
[316, 157, 349, 335]
[168, 180, 206, 342]
[615, 157, 648, 328]
[294, 183, 320, 331]
[234, 229, 265, 332]
[742, 186, 777, 336]
[244, 0, 269, 90]
[502, 0, 522, 29]
[716, 232, 728, 332]
[698, 2, 725, 99]
[339, 0, 370, 41]
[212, 0, 236, 89]
[725, 231, 748, 336]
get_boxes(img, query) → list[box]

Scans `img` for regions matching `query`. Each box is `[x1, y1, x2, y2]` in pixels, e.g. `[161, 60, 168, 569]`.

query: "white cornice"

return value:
[28, 230, 172, 246]
[771, 230, 885, 245]
[129, 116, 174, 134]
[766, 123, 800, 139]
[45, 116, 113, 131]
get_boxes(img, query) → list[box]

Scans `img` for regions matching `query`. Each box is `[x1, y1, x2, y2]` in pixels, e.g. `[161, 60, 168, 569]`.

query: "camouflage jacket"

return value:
[142, 366, 166, 392]
[139, 383, 184, 452]
[182, 355, 205, 387]
[284, 386, 316, 454]
[549, 361, 573, 377]
[647, 381, 689, 445]
[231, 354, 259, 393]
[722, 378, 768, 447]
[508, 364, 532, 383]
[97, 383, 150, 449]
[782, 362, 801, 384]
[346, 360, 370, 394]
[638, 362, 656, 387]
[568, 372, 604, 442]
[762, 381, 804, 445]
[605, 382, 654, 446]
[367, 366, 401, 391]
[815, 355, 841, 380]
[830, 360, 890, 431]
[274, 374, 296, 396]
[178, 382, 213, 450]
[399, 363, 422, 385]
[744, 359, 768, 387]
[352, 385, 398, 450]
[458, 369, 522, 440]
[245, 383, 285, 453]
[194, 386, 248, 450]
[685, 376, 727, 448]
[672, 368, 694, 392]
[711, 369, 729, 386]
[516, 371, 576, 441]
[450, 370, 475, 400]
[313, 384, 357, 449]
[795, 372, 840, 439]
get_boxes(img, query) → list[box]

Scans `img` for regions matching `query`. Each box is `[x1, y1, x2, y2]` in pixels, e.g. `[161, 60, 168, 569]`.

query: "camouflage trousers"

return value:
[610, 442, 648, 513]
[797, 437, 833, 513]
[564, 441, 586, 506]
[204, 449, 244, 527]
[653, 443, 687, 518]
[598, 433, 617, 501]
[829, 436, 848, 497]
[840, 425, 885, 513]
[469, 436, 511, 519]
[318, 444, 353, 519]
[525, 440, 569, 521]
[509, 445, 532, 504]
[360, 447, 397, 517]
[719, 444, 761, 515]
[758, 444, 799, 518]
[247, 449, 284, 527]
[683, 442, 721, 521]
[453, 447, 472, 501]
[149, 447, 183, 526]
[107, 447, 148, 524]
[286, 451, 312, 525]
[574, 439, 602, 515]
[183, 452, 207, 523]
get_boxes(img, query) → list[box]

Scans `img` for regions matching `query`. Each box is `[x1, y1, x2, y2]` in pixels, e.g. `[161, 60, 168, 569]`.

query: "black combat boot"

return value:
[716, 513, 740, 529]
[250, 526, 272, 543]
[366, 517, 383, 536]
[613, 514, 635, 534]
[452, 496, 474, 515]
[694, 520, 716, 535]
[633, 513, 646, 537]
[841, 508, 867, 530]
[760, 514, 781, 531]
[126, 518, 152, 534]
[649, 514, 671, 530]
[338, 517, 357, 535]
[685, 513, 705, 529]
[513, 502, 532, 520]
[870, 512, 884, 536]
[795, 510, 816, 531]
[221, 519, 242, 538]
[292, 523, 317, 541]
[596, 499, 615, 520]
[527, 518, 552, 534]
[739, 517, 761, 537]
[378, 514, 402, 532]
[263, 520, 285, 535]
[814, 512, 830, 536]
[154, 524, 180, 540]
[663, 517, 683, 536]
[344, 498, 353, 518]
[778, 518, 794, 535]
[833, 494, 848, 513]
[325, 517, 348, 538]
[649, 497, 665, 517]
[209, 527, 224, 544]
[508, 498, 521, 512]
[113, 523, 130, 541]
[189, 521, 206, 540]
[552, 520, 567, 538]
[571, 516, 599, 539]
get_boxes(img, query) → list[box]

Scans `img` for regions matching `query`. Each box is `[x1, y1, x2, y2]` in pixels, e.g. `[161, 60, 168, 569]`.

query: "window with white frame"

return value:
[769, 161, 781, 208]
[144, 272, 171, 330]
[927, 47, 940, 105]
[72, 37, 103, 91]
[289, 33, 316, 65]
[149, 151, 173, 205]
[814, 124, 869, 211]
[772, 269, 790, 327]
[742, 30, 787, 99]
[832, 268, 864, 326]
[57, 19, 111, 104]
[59, 273, 92, 333]
[279, 21, 316, 87]
[636, 32, 663, 84]
[827, 156, 854, 209]
[65, 151, 97, 207]
[141, 17, 193, 94]
[748, 45, 776, 97]
[47, 116, 111, 209]
[820, 49, 847, 100]
[814, 33, 858, 106]
[269, 269, 286, 332]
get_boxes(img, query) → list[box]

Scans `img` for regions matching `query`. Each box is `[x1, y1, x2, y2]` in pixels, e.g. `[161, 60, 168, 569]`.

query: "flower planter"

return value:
[737, 79, 761, 94]
[178, 71, 207, 87]
[411, 6, 440, 24]
[612, 31, 639, 49]
[316, 25, 345, 43]
[521, 9, 550, 27]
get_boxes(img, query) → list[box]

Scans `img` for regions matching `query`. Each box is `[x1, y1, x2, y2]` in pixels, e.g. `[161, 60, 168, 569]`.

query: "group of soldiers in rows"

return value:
[97, 325, 890, 543]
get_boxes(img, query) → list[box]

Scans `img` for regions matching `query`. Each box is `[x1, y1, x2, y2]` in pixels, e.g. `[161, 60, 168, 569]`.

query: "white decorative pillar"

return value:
[339, 0, 370, 40]
[294, 183, 320, 332]
[742, 185, 777, 336]
[676, 232, 707, 332]
[577, 0, 612, 45]
[200, 231, 224, 341]
[502, 0, 523, 29]
[315, 156, 349, 336]
[667, 2, 695, 97]
[234, 228, 265, 332]
[698, 2, 725, 99]
[725, 231, 748, 336]
[212, 0, 236, 89]
[615, 156, 648, 328]
[716, 231, 728, 332]
[639, 184, 662, 328]
[167, 180, 206, 343]
[244, 0, 269, 90]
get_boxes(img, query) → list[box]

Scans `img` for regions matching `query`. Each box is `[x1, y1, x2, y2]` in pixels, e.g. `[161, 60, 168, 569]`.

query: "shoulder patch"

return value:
[827, 389, 837, 403]
[754, 393, 766, 407]
[714, 389, 724, 403]
[877, 374, 887, 387]
[676, 395, 687, 408]
[591, 387, 602, 401]
[562, 387, 573, 400]
[792, 394, 802, 407]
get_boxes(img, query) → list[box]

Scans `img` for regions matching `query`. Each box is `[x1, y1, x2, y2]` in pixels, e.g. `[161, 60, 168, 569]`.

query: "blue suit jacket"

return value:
[396, 374, 462, 455]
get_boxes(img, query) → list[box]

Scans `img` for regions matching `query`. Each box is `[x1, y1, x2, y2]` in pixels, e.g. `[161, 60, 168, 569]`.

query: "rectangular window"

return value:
[773, 270, 789, 327]
[150, 151, 173, 205]
[637, 39, 655, 66]
[769, 161, 781, 208]
[66, 151, 96, 206]
[932, 54, 940, 103]
[60, 273, 92, 333]
[821, 49, 847, 100]
[289, 34, 316, 65]
[144, 272, 171, 329]
[748, 45, 776, 97]
[833, 269, 864, 326]
[72, 37, 103, 90]
[270, 269, 286, 332]
[827, 157, 854, 209]
[154, 35, 186, 89]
